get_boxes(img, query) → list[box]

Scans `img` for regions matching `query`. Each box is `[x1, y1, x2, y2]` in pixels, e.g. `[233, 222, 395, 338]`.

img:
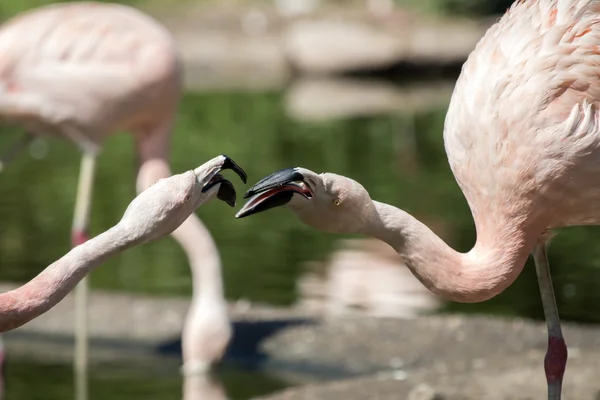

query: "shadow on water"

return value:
[158, 317, 365, 381]
[158, 318, 311, 366]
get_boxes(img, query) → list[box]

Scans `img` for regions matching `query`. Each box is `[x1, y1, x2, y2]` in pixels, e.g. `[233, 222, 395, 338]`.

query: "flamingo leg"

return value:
[0, 133, 34, 173]
[71, 152, 97, 400]
[532, 240, 568, 400]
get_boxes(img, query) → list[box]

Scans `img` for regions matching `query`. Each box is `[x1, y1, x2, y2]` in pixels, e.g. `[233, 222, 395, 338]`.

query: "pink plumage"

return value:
[236, 2, 600, 399]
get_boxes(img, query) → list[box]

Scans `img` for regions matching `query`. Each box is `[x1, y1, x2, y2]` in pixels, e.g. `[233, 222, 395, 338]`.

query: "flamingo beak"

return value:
[196, 155, 247, 207]
[235, 167, 313, 218]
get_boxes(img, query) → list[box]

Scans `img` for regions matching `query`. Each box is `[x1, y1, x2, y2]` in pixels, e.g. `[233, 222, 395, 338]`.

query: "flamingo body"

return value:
[0, 1, 180, 150]
[446, 0, 600, 234]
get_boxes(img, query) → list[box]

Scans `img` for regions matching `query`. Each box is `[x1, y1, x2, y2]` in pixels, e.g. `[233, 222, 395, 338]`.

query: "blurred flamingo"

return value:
[0, 3, 237, 399]
[236, 1, 600, 399]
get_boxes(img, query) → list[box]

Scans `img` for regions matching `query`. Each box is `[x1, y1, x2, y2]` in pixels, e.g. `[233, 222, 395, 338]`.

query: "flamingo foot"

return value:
[71, 230, 90, 247]
[545, 335, 567, 400]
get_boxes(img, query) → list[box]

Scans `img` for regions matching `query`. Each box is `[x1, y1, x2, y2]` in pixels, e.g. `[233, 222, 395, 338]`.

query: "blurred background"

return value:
[1, 0, 599, 399]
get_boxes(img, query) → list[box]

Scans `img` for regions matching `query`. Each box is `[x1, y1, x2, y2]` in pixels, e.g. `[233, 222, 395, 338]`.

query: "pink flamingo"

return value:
[0, 2, 238, 398]
[0, 155, 244, 391]
[0, 155, 245, 331]
[235, 1, 600, 398]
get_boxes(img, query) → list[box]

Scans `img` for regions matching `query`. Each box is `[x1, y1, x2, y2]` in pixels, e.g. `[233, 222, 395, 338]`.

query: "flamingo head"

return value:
[120, 155, 247, 243]
[236, 167, 374, 234]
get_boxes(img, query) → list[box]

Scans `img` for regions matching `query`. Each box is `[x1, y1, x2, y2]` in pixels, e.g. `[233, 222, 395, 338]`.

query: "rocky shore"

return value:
[257, 315, 600, 399]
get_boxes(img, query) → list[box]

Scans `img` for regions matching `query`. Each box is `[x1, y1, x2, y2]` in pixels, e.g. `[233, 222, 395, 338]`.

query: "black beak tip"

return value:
[236, 190, 294, 220]
[217, 179, 237, 207]
[235, 206, 257, 219]
[241, 167, 303, 199]
[220, 154, 247, 184]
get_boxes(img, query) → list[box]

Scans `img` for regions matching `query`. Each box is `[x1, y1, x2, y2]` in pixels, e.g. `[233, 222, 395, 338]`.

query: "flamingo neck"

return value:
[361, 201, 536, 303]
[135, 152, 225, 301]
[134, 123, 229, 369]
[175, 204, 228, 371]
[175, 217, 225, 301]
[0, 224, 133, 332]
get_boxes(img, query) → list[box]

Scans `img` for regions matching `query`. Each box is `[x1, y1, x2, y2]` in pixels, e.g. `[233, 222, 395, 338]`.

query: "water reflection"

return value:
[4, 355, 290, 400]
[183, 373, 228, 400]
[296, 238, 441, 318]
[285, 78, 454, 121]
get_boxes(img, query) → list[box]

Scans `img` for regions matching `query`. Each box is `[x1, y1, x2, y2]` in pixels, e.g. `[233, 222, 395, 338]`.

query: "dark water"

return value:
[2, 84, 600, 398]
[4, 357, 290, 400]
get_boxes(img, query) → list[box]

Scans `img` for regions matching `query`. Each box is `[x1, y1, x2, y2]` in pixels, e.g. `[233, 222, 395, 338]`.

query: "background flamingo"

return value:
[0, 2, 236, 398]
[234, 1, 600, 398]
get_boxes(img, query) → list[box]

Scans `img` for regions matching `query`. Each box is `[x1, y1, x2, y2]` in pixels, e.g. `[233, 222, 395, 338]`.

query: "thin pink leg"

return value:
[71, 152, 96, 400]
[532, 241, 567, 400]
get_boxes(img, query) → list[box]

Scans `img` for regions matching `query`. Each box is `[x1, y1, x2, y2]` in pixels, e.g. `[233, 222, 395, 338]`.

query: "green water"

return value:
[4, 358, 289, 400]
[1, 88, 600, 322]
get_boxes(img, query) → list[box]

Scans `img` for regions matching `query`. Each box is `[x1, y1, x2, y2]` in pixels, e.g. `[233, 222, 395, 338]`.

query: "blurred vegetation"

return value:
[0, 0, 131, 20]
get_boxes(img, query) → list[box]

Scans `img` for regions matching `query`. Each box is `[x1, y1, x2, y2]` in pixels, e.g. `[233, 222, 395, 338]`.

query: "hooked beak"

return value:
[235, 167, 313, 219]
[195, 155, 247, 207]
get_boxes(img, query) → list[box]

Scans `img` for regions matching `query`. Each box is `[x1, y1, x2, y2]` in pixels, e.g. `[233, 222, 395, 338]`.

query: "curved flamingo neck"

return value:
[361, 201, 536, 303]
[0, 224, 132, 332]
